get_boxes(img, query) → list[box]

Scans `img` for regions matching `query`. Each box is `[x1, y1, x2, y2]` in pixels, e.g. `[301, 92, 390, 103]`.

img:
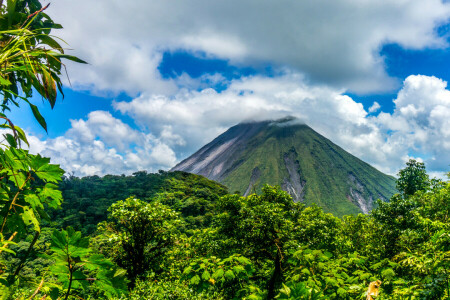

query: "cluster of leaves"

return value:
[0, 1, 128, 299]
[0, 0, 85, 131]
[42, 227, 127, 299]
[182, 254, 254, 298]
[94, 197, 182, 287]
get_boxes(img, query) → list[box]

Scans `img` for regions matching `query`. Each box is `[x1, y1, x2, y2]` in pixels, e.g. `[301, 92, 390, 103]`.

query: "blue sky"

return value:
[14, 0, 450, 178]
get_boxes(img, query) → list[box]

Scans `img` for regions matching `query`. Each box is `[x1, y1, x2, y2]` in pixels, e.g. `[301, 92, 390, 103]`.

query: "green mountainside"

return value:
[172, 118, 397, 216]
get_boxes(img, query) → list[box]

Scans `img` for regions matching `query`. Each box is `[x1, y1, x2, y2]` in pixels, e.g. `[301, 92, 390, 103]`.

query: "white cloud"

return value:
[27, 112, 177, 177]
[25, 73, 450, 178]
[111, 74, 450, 177]
[374, 75, 450, 173]
[67, 111, 140, 151]
[46, 0, 450, 94]
[369, 102, 381, 113]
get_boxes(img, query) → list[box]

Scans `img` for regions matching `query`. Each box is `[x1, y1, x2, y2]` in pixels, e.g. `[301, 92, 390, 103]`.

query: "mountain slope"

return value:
[171, 118, 397, 216]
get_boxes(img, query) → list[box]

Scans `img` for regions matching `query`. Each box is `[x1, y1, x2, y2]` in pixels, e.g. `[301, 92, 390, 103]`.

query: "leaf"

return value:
[190, 275, 201, 285]
[38, 183, 63, 208]
[224, 270, 235, 280]
[7, 171, 27, 189]
[0, 76, 11, 86]
[42, 69, 57, 108]
[29, 154, 64, 183]
[212, 268, 224, 279]
[113, 268, 127, 278]
[21, 207, 40, 232]
[25, 194, 43, 209]
[0, 246, 16, 255]
[201, 270, 211, 281]
[54, 54, 88, 64]
[13, 125, 29, 147]
[51, 229, 68, 250]
[28, 103, 47, 132]
[4, 133, 17, 148]
[3, 148, 27, 170]
[39, 35, 64, 52]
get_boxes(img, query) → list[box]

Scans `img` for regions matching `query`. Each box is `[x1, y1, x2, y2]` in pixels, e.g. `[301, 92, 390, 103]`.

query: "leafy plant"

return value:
[95, 197, 182, 287]
[182, 254, 254, 298]
[0, 0, 86, 296]
[44, 227, 127, 299]
[276, 282, 326, 299]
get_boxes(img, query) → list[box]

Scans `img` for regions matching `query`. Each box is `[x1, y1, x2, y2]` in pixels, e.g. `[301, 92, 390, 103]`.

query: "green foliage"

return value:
[276, 282, 326, 299]
[396, 159, 430, 197]
[54, 171, 227, 235]
[213, 185, 304, 298]
[125, 278, 222, 300]
[95, 197, 182, 287]
[10, 162, 446, 299]
[295, 205, 341, 253]
[0, 0, 86, 130]
[44, 227, 127, 299]
[283, 249, 372, 299]
[0, 0, 85, 297]
[182, 254, 254, 298]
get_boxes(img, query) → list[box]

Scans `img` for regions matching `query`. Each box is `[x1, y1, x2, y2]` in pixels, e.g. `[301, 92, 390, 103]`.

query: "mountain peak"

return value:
[171, 119, 396, 216]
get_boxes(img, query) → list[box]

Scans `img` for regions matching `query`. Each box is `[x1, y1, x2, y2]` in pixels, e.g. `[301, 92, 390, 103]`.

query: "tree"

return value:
[0, 0, 85, 295]
[95, 197, 182, 287]
[396, 159, 429, 197]
[214, 185, 304, 299]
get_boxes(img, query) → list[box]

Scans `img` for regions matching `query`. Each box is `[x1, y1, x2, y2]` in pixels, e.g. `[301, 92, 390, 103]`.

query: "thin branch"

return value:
[1, 172, 32, 233]
[29, 275, 45, 299]
[0, 231, 17, 255]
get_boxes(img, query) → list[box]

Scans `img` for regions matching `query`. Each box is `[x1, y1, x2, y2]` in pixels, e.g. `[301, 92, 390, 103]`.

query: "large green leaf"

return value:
[29, 154, 64, 183]
[24, 194, 42, 209]
[21, 206, 40, 232]
[38, 183, 63, 208]
[51, 229, 68, 250]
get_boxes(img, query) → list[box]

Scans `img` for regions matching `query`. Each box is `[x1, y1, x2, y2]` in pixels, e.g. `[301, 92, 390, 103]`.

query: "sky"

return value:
[11, 0, 450, 179]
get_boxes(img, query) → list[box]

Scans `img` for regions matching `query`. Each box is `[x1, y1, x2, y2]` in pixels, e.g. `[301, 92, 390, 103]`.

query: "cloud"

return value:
[27, 111, 177, 176]
[25, 73, 449, 179]
[113, 74, 450, 177]
[375, 75, 450, 174]
[47, 0, 450, 94]
[66, 111, 140, 151]
[368, 102, 381, 113]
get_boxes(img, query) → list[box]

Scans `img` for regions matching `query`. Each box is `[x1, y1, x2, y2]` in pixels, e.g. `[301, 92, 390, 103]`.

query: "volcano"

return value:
[171, 118, 397, 216]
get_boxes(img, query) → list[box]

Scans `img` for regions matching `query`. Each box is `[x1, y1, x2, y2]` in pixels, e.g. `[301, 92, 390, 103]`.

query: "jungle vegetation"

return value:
[0, 1, 449, 299]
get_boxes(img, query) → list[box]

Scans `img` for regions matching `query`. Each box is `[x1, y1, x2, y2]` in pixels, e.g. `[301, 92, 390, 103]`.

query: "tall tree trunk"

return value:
[267, 248, 282, 299]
